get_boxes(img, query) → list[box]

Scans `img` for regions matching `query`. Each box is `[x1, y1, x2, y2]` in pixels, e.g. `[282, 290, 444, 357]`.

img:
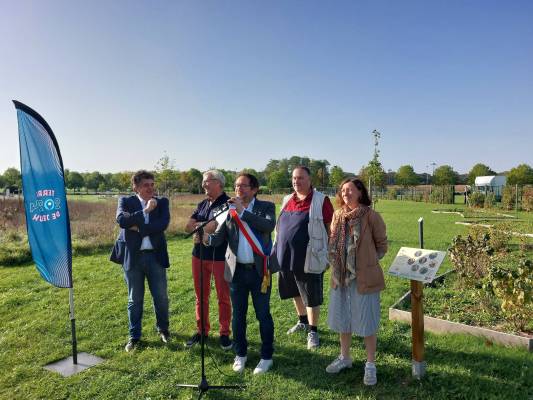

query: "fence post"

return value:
[515, 183, 518, 212]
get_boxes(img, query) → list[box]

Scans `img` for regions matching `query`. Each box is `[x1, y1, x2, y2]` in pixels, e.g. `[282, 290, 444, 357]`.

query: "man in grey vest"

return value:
[272, 166, 333, 349]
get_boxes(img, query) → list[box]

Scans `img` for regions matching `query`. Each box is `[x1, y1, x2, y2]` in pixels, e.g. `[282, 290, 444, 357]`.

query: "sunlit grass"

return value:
[0, 199, 531, 399]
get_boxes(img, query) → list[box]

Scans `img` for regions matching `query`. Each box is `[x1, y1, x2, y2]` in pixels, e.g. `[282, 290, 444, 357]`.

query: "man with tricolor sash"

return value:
[205, 173, 276, 375]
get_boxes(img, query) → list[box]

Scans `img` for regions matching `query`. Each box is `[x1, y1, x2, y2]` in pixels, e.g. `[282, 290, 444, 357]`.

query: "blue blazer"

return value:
[209, 199, 276, 282]
[110, 195, 170, 271]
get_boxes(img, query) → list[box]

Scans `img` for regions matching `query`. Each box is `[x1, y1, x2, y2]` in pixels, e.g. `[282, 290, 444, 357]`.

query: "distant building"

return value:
[474, 175, 507, 198]
[5, 186, 20, 196]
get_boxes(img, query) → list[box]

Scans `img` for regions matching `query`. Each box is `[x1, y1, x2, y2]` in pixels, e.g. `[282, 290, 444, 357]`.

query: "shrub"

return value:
[404, 190, 424, 202]
[448, 232, 493, 289]
[386, 187, 399, 200]
[522, 186, 533, 212]
[501, 186, 516, 210]
[0, 228, 32, 265]
[488, 222, 513, 253]
[484, 259, 533, 332]
[469, 192, 485, 208]
[429, 186, 454, 204]
[484, 193, 496, 208]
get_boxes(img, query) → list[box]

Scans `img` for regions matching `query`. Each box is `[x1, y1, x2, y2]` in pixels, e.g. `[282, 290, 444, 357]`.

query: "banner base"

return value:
[44, 352, 104, 377]
[411, 360, 426, 379]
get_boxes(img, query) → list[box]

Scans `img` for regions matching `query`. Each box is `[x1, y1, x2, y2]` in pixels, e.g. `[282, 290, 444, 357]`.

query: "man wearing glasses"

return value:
[185, 170, 232, 350]
[205, 173, 276, 374]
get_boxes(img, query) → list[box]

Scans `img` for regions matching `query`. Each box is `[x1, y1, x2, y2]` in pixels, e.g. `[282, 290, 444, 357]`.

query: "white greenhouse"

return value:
[474, 175, 507, 197]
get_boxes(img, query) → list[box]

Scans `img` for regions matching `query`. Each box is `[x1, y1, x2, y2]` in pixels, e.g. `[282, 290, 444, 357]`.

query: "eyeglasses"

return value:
[234, 184, 251, 189]
[202, 179, 219, 184]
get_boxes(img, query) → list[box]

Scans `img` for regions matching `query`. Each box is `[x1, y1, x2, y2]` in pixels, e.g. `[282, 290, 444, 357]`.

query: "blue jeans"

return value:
[124, 252, 169, 340]
[230, 266, 274, 359]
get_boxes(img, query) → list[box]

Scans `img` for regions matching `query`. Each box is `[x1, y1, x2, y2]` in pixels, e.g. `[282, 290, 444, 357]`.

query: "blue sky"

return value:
[1, 1, 532, 175]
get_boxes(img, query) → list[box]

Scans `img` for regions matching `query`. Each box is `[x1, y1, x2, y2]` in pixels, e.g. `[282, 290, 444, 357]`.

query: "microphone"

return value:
[227, 196, 241, 211]
[211, 201, 230, 217]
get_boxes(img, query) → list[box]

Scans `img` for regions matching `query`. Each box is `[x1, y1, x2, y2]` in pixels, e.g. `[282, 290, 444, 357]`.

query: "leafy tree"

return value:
[507, 164, 533, 185]
[359, 130, 386, 189]
[155, 153, 178, 195]
[186, 168, 203, 194]
[3, 167, 22, 189]
[358, 160, 386, 189]
[433, 165, 458, 185]
[0, 173, 5, 189]
[395, 165, 419, 188]
[329, 166, 345, 188]
[239, 168, 266, 186]
[456, 173, 468, 185]
[267, 169, 290, 189]
[264, 156, 330, 190]
[287, 156, 310, 173]
[111, 172, 132, 192]
[240, 168, 259, 177]
[66, 171, 85, 191]
[467, 163, 496, 185]
[309, 159, 330, 188]
[264, 159, 281, 179]
[102, 173, 114, 191]
[221, 170, 236, 190]
[85, 171, 105, 191]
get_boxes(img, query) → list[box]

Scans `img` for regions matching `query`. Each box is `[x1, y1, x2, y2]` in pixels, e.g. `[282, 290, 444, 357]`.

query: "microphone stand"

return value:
[177, 204, 244, 399]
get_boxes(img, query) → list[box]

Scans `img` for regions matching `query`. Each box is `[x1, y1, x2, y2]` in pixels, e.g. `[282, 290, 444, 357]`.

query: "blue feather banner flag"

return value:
[14, 101, 73, 288]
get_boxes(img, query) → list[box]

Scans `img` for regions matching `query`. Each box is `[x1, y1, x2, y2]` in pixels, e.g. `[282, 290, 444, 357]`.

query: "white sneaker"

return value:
[287, 322, 309, 334]
[326, 356, 353, 374]
[253, 358, 273, 374]
[307, 331, 320, 349]
[232, 355, 247, 373]
[364, 362, 377, 386]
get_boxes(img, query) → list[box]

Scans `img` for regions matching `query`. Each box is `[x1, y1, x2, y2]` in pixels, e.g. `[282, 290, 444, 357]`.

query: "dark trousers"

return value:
[230, 265, 274, 359]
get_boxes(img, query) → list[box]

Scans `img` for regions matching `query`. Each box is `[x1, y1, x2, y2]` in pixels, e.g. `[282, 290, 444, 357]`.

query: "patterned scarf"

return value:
[329, 205, 369, 288]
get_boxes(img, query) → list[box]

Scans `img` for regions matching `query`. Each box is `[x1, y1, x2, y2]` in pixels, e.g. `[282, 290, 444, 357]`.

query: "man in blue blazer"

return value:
[110, 170, 170, 352]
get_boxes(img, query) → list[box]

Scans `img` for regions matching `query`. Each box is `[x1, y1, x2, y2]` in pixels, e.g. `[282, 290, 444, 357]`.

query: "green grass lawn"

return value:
[0, 200, 531, 400]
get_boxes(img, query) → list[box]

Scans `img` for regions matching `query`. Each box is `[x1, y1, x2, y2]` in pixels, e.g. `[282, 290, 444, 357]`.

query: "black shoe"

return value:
[159, 330, 170, 344]
[219, 335, 233, 350]
[185, 333, 207, 348]
[125, 338, 139, 352]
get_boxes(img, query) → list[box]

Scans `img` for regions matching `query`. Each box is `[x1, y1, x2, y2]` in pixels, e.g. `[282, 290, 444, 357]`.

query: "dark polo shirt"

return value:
[191, 192, 230, 261]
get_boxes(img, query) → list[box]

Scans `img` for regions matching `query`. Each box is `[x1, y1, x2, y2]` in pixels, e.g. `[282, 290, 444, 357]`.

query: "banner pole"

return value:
[69, 287, 78, 365]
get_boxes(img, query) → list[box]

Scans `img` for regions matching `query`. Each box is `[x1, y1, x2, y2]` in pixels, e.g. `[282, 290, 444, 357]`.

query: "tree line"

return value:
[1, 158, 532, 194]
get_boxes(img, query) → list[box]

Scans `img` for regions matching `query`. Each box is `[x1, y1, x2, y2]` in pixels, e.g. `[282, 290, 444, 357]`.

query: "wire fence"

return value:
[3, 184, 532, 210]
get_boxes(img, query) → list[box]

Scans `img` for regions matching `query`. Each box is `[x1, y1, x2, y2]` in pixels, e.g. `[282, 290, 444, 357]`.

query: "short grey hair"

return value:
[203, 169, 225, 187]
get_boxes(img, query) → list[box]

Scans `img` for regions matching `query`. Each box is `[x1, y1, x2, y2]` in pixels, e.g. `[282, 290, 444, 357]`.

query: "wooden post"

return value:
[515, 183, 518, 212]
[411, 217, 426, 378]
